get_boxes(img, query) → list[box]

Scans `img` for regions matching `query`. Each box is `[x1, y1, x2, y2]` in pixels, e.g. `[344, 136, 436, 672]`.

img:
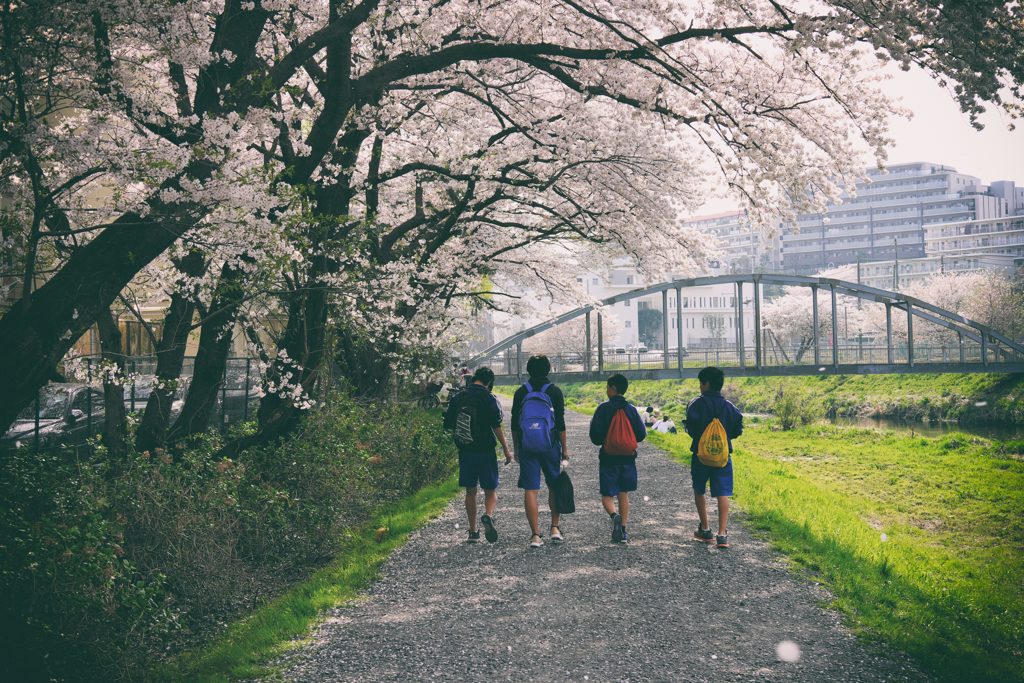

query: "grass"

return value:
[648, 424, 1024, 683]
[556, 372, 1024, 425]
[157, 475, 461, 682]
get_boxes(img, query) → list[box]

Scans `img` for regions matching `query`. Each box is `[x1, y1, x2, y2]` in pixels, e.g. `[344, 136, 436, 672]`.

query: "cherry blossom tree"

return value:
[857, 271, 1024, 347]
[2, 0, 1023, 440]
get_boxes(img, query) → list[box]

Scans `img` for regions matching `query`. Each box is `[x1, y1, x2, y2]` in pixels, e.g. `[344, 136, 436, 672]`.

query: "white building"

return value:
[679, 210, 783, 274]
[579, 261, 754, 351]
[781, 162, 1022, 275]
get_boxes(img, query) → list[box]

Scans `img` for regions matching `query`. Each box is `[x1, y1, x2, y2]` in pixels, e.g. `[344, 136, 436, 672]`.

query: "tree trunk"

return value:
[0, 161, 215, 435]
[167, 262, 245, 442]
[136, 251, 205, 452]
[96, 308, 127, 459]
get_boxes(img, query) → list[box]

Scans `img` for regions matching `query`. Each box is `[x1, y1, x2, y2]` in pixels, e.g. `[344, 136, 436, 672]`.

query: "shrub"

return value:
[0, 397, 456, 682]
[773, 383, 821, 430]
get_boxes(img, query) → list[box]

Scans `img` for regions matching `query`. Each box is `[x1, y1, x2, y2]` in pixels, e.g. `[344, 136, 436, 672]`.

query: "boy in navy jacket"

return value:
[589, 374, 646, 544]
[685, 366, 743, 548]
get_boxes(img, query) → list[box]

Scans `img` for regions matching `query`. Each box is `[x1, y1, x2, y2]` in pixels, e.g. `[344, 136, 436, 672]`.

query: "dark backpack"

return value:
[453, 391, 487, 447]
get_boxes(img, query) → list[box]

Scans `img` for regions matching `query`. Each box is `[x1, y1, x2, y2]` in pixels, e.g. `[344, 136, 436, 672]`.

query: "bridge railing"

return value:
[482, 342, 1023, 378]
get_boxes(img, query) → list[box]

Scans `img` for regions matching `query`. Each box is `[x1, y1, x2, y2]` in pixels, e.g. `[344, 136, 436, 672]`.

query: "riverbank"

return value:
[558, 372, 1024, 428]
[650, 423, 1024, 683]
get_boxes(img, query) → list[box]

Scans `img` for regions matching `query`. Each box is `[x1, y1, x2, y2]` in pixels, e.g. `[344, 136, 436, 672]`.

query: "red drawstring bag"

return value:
[604, 408, 638, 456]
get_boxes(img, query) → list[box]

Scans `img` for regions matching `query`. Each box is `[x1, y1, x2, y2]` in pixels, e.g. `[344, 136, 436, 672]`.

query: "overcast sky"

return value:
[694, 65, 1024, 216]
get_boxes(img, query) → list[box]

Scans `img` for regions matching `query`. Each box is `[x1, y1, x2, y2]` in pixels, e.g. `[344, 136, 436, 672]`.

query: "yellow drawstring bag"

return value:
[697, 417, 729, 468]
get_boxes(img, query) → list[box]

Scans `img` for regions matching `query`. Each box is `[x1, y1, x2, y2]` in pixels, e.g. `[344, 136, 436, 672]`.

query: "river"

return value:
[827, 415, 1023, 441]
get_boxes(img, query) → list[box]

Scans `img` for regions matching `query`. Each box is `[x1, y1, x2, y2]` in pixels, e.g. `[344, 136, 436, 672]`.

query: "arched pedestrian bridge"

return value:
[468, 274, 1024, 385]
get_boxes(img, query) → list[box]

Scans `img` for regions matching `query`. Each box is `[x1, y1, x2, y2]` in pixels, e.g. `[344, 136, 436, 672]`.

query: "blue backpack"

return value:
[519, 382, 556, 454]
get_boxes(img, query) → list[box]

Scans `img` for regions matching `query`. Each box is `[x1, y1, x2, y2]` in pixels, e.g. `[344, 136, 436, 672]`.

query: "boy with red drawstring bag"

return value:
[588, 374, 647, 544]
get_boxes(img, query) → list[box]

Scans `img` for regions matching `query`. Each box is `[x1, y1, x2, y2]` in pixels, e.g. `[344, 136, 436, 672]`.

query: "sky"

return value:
[694, 65, 1024, 216]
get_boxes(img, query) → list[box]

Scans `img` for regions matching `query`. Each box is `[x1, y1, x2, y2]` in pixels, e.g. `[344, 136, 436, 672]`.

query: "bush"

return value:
[0, 397, 456, 682]
[773, 383, 821, 430]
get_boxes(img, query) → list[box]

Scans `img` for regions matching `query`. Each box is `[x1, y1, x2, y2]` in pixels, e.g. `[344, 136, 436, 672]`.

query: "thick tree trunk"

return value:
[167, 262, 245, 442]
[136, 252, 205, 452]
[253, 271, 330, 441]
[96, 308, 127, 459]
[0, 161, 215, 435]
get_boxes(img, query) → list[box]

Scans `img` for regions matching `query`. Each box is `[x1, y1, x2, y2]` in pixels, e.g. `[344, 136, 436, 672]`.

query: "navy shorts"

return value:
[459, 450, 499, 490]
[691, 455, 733, 497]
[517, 448, 561, 490]
[599, 462, 638, 496]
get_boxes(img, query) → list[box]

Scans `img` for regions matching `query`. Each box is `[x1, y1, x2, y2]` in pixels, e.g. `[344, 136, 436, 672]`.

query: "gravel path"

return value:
[284, 405, 930, 683]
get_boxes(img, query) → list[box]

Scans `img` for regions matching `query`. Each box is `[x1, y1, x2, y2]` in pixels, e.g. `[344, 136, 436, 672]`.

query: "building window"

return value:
[576, 277, 583, 283]
[624, 300, 631, 307]
[625, 321, 632, 328]
[626, 276, 634, 285]
[592, 277, 598, 285]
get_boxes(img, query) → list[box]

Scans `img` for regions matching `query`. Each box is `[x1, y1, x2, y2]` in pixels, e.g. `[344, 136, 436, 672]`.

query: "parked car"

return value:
[1, 384, 105, 450]
[124, 376, 190, 415]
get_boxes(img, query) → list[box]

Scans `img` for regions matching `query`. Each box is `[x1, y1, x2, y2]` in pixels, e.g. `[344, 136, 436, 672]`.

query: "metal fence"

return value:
[484, 341, 1020, 378]
[3, 357, 261, 453]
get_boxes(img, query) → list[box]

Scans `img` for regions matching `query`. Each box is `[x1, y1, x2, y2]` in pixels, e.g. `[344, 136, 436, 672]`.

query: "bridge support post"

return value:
[516, 342, 523, 381]
[906, 303, 914, 367]
[676, 286, 684, 374]
[597, 313, 604, 374]
[885, 303, 894, 364]
[958, 330, 965, 364]
[585, 311, 592, 373]
[812, 285, 820, 367]
[980, 327, 989, 367]
[736, 282, 746, 369]
[830, 285, 839, 369]
[662, 289, 670, 370]
[753, 279, 762, 371]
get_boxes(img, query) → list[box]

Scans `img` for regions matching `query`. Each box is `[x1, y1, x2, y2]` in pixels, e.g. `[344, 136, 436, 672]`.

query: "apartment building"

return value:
[680, 211, 782, 273]
[781, 162, 1020, 275]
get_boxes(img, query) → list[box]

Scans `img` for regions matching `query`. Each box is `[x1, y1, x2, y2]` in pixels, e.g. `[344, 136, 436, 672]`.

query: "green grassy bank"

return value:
[651, 425, 1024, 683]
[558, 372, 1024, 426]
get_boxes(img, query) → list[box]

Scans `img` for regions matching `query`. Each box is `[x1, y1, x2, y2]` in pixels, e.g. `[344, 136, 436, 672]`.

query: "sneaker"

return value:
[550, 526, 564, 544]
[619, 529, 630, 545]
[694, 525, 714, 543]
[481, 514, 498, 543]
[611, 513, 623, 544]
[716, 534, 730, 549]
[467, 530, 481, 543]
[528, 534, 544, 549]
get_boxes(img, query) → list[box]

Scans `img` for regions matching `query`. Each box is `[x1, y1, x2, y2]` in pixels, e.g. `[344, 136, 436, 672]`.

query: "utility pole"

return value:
[856, 255, 862, 310]
[893, 237, 899, 291]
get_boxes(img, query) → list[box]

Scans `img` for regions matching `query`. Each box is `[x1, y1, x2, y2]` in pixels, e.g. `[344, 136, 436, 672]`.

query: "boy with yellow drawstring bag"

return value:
[685, 367, 744, 548]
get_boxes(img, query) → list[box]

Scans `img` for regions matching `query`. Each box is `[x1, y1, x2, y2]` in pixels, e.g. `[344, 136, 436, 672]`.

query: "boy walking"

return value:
[685, 367, 743, 549]
[444, 367, 512, 543]
[511, 355, 568, 549]
[589, 374, 646, 544]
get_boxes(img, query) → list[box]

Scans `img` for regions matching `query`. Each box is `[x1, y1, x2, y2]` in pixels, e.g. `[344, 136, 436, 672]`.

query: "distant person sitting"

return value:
[652, 416, 676, 434]
[642, 406, 657, 428]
